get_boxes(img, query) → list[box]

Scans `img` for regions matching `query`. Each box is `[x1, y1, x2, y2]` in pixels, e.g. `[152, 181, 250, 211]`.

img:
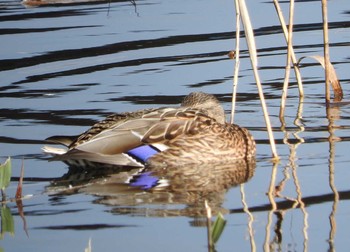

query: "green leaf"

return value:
[0, 157, 11, 191]
[211, 212, 227, 244]
[1, 205, 15, 239]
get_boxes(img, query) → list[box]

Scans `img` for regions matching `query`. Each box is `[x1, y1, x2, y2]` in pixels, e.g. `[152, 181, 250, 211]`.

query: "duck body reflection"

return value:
[49, 159, 256, 218]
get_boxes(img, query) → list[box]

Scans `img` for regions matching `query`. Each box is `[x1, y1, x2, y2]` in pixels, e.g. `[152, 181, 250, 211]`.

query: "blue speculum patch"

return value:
[126, 145, 159, 163]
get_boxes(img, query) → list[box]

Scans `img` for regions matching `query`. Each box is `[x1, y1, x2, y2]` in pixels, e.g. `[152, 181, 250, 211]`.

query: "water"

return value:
[1, 0, 350, 251]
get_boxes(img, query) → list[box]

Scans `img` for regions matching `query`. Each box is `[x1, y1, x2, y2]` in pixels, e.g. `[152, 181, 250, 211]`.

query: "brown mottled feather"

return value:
[43, 92, 255, 169]
[147, 122, 255, 167]
[69, 108, 158, 148]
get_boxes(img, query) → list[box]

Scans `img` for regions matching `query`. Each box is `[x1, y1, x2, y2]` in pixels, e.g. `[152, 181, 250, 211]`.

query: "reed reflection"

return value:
[265, 98, 308, 251]
[267, 98, 343, 252]
[326, 104, 341, 252]
[240, 184, 256, 252]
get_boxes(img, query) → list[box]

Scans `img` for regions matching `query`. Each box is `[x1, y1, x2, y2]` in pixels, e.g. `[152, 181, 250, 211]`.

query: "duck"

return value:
[42, 92, 256, 169]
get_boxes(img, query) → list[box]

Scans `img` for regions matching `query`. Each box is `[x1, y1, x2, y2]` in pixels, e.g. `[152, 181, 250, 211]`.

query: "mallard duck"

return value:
[43, 92, 256, 169]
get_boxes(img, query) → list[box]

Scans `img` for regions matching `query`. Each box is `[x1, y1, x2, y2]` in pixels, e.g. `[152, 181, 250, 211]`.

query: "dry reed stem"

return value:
[231, 0, 241, 123]
[280, 0, 295, 119]
[297, 55, 343, 101]
[322, 0, 331, 103]
[237, 0, 279, 159]
[15, 159, 24, 199]
[205, 200, 213, 252]
[272, 0, 304, 97]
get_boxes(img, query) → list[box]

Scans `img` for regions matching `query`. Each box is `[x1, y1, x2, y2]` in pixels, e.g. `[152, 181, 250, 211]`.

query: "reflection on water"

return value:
[47, 159, 256, 219]
[2, 0, 350, 251]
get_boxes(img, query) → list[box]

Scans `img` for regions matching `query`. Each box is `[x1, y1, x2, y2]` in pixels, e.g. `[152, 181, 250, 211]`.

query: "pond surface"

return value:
[1, 0, 350, 251]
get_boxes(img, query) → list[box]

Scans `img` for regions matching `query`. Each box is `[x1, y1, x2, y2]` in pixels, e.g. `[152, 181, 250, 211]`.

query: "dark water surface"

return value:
[2, 0, 350, 251]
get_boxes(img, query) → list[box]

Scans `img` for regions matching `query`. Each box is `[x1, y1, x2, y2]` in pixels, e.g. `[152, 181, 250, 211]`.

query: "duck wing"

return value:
[69, 108, 158, 148]
[69, 108, 211, 155]
[43, 107, 215, 168]
[74, 116, 165, 154]
[142, 109, 213, 143]
[45, 135, 80, 147]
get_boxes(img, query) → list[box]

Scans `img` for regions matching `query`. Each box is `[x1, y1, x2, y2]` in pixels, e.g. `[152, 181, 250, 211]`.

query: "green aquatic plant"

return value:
[0, 158, 28, 239]
[205, 201, 227, 252]
[0, 157, 15, 240]
[211, 212, 227, 245]
[1, 206, 14, 239]
[0, 157, 11, 201]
